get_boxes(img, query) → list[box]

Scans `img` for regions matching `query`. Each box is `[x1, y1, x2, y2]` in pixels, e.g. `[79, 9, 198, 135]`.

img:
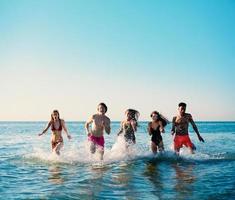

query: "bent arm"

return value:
[104, 118, 111, 135]
[85, 116, 93, 135]
[131, 120, 137, 132]
[38, 121, 51, 136]
[147, 122, 152, 135]
[171, 117, 176, 135]
[117, 121, 124, 135]
[159, 121, 165, 133]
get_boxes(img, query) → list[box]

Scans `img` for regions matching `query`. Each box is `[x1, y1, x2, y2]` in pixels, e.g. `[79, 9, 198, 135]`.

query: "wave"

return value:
[21, 136, 235, 166]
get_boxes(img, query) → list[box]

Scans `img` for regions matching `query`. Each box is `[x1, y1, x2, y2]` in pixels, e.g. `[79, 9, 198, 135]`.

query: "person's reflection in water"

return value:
[143, 159, 163, 199]
[172, 163, 196, 200]
[87, 165, 110, 198]
[111, 164, 133, 199]
[48, 165, 64, 184]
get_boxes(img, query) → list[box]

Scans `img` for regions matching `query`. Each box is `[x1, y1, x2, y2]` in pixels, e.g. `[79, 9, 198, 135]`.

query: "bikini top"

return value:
[51, 120, 62, 131]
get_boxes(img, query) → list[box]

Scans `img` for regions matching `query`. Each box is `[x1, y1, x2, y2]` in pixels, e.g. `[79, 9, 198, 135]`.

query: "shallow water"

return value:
[0, 121, 235, 199]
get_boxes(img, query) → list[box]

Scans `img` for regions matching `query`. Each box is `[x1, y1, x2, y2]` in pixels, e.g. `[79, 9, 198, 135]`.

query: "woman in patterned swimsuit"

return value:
[118, 109, 140, 145]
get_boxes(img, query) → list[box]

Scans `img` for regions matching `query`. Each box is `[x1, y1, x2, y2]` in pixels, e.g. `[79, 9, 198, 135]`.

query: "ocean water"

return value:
[0, 121, 235, 200]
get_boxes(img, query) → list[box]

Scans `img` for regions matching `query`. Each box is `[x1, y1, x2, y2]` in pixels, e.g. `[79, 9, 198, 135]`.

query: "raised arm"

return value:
[38, 121, 51, 136]
[189, 115, 204, 142]
[85, 115, 94, 136]
[131, 120, 137, 132]
[117, 121, 124, 136]
[61, 120, 71, 139]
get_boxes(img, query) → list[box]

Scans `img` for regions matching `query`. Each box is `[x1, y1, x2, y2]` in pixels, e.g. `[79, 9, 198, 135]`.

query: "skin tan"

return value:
[38, 111, 71, 155]
[119, 111, 137, 133]
[171, 105, 204, 154]
[118, 110, 137, 144]
[148, 113, 165, 154]
[85, 104, 111, 160]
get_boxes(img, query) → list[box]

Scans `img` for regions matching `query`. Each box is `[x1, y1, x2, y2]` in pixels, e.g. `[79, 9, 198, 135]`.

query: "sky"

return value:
[0, 0, 235, 121]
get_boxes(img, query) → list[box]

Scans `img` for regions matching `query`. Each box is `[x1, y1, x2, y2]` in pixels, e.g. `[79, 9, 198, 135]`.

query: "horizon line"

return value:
[0, 120, 235, 123]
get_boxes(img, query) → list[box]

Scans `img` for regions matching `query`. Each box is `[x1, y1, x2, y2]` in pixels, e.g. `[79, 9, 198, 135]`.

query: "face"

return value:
[151, 113, 159, 121]
[52, 112, 59, 120]
[178, 106, 186, 116]
[98, 105, 106, 114]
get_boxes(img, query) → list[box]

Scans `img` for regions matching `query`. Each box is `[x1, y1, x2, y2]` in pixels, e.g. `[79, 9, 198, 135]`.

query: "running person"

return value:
[148, 111, 168, 154]
[171, 102, 204, 154]
[118, 109, 140, 145]
[85, 103, 111, 161]
[38, 110, 71, 155]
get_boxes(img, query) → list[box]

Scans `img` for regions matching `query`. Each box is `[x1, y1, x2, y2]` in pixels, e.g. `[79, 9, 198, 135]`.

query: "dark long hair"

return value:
[150, 111, 169, 127]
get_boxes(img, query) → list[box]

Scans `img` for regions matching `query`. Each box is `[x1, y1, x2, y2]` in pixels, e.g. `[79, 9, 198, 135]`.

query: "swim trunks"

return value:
[174, 134, 193, 149]
[88, 135, 105, 148]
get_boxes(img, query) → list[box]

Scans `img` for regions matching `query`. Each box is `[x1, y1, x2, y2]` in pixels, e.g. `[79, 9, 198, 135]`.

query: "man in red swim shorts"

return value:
[171, 102, 204, 154]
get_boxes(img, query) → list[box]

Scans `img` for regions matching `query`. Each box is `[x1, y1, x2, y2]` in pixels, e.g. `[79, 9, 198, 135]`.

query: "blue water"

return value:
[0, 121, 235, 200]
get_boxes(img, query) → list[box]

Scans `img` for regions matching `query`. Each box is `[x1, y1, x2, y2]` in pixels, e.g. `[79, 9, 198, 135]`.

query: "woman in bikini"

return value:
[118, 109, 140, 145]
[148, 111, 168, 154]
[38, 110, 71, 155]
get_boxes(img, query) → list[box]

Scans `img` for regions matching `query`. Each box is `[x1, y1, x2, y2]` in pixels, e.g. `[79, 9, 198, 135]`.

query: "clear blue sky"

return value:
[0, 0, 234, 121]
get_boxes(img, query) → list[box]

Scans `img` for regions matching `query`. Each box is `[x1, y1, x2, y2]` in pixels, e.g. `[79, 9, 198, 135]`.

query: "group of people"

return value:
[38, 102, 204, 160]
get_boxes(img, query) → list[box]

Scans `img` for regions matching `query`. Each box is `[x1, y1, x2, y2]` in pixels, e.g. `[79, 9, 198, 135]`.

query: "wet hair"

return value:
[150, 110, 168, 127]
[97, 102, 108, 113]
[51, 110, 60, 122]
[178, 102, 187, 108]
[125, 109, 140, 121]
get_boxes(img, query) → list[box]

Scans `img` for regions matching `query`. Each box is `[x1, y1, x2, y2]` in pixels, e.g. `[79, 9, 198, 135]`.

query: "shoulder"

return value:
[91, 114, 97, 119]
[60, 119, 65, 125]
[186, 113, 192, 119]
[172, 116, 177, 122]
[121, 120, 126, 126]
[104, 115, 110, 122]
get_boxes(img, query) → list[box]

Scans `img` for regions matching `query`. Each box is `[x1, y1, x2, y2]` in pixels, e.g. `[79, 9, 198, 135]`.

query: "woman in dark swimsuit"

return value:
[38, 110, 71, 155]
[118, 109, 140, 145]
[148, 111, 168, 154]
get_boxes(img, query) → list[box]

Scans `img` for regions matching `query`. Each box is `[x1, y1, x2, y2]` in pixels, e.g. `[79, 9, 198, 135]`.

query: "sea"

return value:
[0, 121, 235, 200]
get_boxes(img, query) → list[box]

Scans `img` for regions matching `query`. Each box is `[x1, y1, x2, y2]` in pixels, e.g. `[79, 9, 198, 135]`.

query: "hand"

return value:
[198, 135, 204, 142]
[67, 134, 72, 139]
[160, 128, 165, 133]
